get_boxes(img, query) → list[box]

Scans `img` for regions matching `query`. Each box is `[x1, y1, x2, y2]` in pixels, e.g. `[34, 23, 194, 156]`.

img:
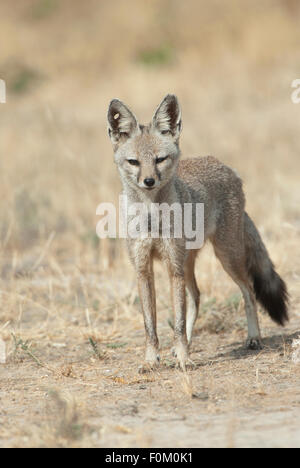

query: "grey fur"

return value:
[107, 95, 289, 371]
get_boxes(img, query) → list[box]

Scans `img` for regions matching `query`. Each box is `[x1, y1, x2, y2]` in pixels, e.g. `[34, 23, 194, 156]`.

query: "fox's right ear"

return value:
[107, 99, 139, 146]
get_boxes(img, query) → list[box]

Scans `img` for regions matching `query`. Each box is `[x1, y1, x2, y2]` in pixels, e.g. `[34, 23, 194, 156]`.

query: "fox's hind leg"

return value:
[184, 250, 200, 345]
[212, 234, 262, 350]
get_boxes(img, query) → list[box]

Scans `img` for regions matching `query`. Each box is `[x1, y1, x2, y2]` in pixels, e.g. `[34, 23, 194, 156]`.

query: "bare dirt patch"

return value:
[1, 270, 300, 448]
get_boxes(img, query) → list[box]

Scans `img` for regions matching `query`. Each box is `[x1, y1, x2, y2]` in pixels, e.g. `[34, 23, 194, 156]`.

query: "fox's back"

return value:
[176, 155, 245, 240]
[177, 155, 244, 205]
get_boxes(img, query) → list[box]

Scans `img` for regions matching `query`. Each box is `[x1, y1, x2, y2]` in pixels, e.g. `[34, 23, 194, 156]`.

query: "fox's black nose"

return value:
[144, 178, 155, 187]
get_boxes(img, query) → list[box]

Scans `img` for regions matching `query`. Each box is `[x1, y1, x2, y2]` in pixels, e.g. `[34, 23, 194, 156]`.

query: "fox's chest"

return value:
[127, 236, 187, 273]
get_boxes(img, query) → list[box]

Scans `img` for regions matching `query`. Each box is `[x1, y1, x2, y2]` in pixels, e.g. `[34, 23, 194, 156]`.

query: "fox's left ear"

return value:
[152, 94, 182, 140]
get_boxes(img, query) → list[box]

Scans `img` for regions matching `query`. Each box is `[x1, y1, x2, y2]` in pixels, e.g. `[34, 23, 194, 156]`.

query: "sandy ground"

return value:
[1, 290, 300, 448]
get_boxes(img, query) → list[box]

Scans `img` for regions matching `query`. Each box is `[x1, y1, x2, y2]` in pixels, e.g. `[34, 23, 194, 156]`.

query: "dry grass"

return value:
[0, 0, 300, 448]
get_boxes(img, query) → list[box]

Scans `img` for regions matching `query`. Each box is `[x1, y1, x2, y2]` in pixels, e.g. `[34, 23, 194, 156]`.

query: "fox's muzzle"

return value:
[144, 178, 155, 188]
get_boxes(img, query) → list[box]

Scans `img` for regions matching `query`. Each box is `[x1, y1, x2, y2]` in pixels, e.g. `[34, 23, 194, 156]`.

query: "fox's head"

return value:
[107, 95, 182, 192]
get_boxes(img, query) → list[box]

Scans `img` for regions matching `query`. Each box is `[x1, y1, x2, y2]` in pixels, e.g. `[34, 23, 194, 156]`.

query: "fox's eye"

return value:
[127, 159, 140, 166]
[156, 156, 169, 164]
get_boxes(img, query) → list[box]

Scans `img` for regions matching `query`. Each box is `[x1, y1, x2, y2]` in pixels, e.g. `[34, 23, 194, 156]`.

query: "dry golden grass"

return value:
[0, 0, 300, 448]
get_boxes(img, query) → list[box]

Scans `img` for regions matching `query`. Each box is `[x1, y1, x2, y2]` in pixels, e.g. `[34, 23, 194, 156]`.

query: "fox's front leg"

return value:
[170, 271, 189, 370]
[137, 269, 160, 369]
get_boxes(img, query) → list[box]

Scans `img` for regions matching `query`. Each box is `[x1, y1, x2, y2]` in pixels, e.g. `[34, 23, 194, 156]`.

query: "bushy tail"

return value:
[244, 212, 289, 326]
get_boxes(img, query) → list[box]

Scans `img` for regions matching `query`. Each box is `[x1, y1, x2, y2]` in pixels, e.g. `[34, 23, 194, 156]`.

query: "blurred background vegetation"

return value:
[0, 0, 299, 278]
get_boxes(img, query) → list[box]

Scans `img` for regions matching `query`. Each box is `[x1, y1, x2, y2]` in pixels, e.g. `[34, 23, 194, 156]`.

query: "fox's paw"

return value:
[138, 362, 157, 374]
[139, 346, 160, 373]
[138, 357, 160, 375]
[175, 357, 196, 371]
[246, 337, 263, 350]
[172, 343, 190, 371]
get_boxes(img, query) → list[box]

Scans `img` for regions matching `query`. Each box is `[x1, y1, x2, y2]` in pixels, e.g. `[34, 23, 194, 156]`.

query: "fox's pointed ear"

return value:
[152, 94, 182, 140]
[107, 99, 139, 146]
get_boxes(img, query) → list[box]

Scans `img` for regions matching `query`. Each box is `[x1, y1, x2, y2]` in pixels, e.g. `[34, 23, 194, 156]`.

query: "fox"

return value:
[107, 94, 289, 371]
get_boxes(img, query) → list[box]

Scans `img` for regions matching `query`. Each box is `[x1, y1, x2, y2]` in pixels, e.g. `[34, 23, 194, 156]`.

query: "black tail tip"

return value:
[252, 269, 289, 326]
